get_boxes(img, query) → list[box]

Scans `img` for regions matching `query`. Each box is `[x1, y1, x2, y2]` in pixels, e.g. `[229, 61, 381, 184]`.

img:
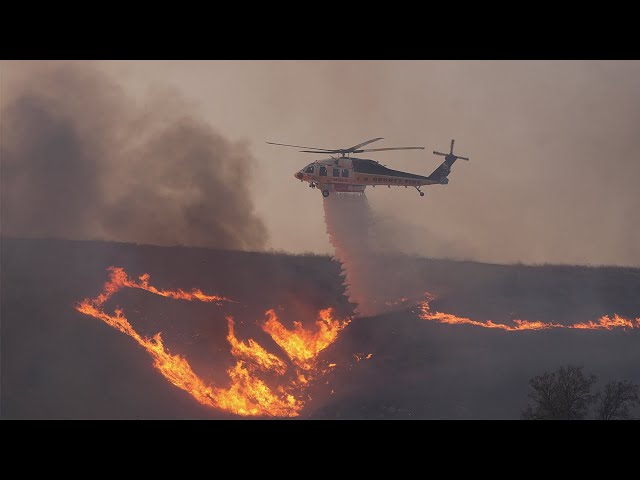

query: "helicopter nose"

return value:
[294, 172, 303, 180]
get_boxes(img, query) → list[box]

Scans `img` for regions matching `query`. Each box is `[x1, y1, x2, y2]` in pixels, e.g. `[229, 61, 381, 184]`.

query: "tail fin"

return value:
[428, 139, 469, 184]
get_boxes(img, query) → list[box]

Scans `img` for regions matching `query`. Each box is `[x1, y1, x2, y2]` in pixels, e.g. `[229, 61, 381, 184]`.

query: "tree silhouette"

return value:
[522, 364, 597, 420]
[596, 380, 640, 420]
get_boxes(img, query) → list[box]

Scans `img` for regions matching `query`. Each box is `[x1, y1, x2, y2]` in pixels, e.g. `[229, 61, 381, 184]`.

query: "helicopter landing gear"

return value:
[415, 186, 425, 197]
[322, 189, 330, 198]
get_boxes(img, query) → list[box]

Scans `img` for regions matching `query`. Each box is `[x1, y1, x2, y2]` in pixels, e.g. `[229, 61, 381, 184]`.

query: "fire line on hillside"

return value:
[75, 267, 351, 417]
[75, 267, 638, 417]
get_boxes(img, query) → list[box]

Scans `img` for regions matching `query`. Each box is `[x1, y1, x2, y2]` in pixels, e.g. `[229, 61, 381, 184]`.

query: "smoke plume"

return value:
[1, 61, 267, 250]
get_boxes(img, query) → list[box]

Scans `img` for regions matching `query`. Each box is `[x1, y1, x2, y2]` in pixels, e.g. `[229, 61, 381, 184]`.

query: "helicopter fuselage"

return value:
[274, 137, 467, 198]
[294, 157, 443, 197]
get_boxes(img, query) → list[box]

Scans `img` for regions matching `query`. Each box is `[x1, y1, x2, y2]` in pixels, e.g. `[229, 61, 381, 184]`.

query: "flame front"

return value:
[95, 267, 233, 304]
[77, 268, 636, 417]
[570, 314, 639, 330]
[75, 267, 350, 417]
[226, 317, 287, 375]
[262, 308, 350, 370]
[418, 296, 640, 332]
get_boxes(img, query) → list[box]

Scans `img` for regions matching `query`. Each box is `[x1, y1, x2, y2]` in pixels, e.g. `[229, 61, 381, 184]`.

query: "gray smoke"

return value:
[1, 61, 268, 250]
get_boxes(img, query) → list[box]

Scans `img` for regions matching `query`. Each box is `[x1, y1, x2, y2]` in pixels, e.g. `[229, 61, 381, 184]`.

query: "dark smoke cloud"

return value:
[1, 61, 268, 250]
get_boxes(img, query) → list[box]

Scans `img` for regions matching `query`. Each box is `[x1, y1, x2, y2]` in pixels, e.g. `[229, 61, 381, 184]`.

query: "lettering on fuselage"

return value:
[310, 175, 424, 185]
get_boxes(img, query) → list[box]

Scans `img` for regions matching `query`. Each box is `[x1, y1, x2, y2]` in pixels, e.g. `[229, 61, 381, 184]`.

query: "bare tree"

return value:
[595, 380, 640, 420]
[522, 364, 597, 420]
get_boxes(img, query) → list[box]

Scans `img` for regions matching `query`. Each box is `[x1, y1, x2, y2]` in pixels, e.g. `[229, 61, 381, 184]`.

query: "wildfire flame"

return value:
[262, 308, 350, 370]
[226, 317, 287, 375]
[92, 267, 232, 305]
[571, 315, 640, 330]
[75, 267, 350, 417]
[76, 267, 636, 417]
[418, 296, 640, 332]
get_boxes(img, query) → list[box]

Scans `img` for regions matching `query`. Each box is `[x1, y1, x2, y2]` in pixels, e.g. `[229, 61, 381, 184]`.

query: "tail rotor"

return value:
[433, 139, 470, 161]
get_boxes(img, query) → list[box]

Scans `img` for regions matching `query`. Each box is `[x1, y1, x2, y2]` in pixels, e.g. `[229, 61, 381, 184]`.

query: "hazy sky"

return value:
[3, 61, 639, 266]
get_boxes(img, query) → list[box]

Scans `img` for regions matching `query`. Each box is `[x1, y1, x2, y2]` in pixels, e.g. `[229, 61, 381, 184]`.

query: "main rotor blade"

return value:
[345, 137, 384, 152]
[266, 141, 335, 152]
[450, 139, 455, 154]
[300, 150, 340, 154]
[433, 151, 448, 156]
[355, 146, 425, 153]
[457, 156, 470, 161]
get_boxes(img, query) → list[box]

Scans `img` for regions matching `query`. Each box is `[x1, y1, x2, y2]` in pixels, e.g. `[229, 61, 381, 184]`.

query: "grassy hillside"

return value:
[2, 237, 638, 419]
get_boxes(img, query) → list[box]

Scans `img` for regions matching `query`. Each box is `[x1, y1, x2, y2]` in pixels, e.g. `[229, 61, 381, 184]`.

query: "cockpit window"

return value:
[333, 168, 340, 177]
[342, 169, 349, 177]
[305, 166, 315, 174]
[319, 166, 327, 176]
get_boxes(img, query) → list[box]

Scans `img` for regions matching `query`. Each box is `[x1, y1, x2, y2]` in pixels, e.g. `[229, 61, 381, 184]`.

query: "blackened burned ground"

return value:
[2, 237, 639, 419]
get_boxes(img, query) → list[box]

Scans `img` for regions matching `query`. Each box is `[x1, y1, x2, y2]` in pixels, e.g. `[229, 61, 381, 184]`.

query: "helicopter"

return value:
[266, 137, 469, 197]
